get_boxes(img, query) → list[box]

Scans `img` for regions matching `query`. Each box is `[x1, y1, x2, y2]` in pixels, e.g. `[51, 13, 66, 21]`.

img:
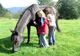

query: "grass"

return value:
[0, 18, 80, 56]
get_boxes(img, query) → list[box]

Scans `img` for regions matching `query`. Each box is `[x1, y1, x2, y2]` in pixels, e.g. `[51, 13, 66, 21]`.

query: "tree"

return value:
[76, 0, 80, 17]
[0, 4, 7, 17]
[38, 0, 53, 5]
[57, 0, 80, 19]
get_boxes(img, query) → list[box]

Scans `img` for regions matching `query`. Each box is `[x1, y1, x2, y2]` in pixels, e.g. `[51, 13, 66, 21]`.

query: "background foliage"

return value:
[57, 0, 80, 19]
[38, 0, 53, 5]
[0, 0, 80, 19]
[0, 4, 7, 17]
[38, 0, 80, 19]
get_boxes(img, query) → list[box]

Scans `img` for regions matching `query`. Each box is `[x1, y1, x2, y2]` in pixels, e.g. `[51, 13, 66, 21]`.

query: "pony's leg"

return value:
[56, 19, 61, 32]
[27, 25, 31, 44]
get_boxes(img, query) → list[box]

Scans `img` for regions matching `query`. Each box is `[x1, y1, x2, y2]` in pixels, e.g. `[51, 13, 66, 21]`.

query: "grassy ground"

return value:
[0, 18, 80, 56]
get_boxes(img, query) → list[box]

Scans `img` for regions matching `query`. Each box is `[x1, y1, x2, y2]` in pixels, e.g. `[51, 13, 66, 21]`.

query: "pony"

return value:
[11, 4, 40, 52]
[11, 4, 60, 52]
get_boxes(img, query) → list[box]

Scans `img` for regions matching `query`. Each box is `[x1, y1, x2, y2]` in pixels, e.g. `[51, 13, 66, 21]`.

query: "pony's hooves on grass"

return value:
[26, 42, 29, 44]
[12, 50, 17, 53]
[12, 49, 18, 53]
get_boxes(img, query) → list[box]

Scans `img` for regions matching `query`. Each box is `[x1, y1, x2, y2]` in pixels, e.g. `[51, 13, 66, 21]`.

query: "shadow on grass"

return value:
[22, 42, 38, 48]
[0, 36, 12, 54]
[0, 36, 38, 54]
[21, 36, 39, 48]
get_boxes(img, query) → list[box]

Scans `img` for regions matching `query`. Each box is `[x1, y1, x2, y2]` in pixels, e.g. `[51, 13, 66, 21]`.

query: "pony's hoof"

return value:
[12, 50, 17, 53]
[26, 42, 29, 44]
[12, 48, 18, 53]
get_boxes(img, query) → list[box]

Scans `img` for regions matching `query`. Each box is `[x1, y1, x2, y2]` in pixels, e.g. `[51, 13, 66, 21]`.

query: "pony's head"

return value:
[43, 6, 59, 18]
[10, 30, 23, 52]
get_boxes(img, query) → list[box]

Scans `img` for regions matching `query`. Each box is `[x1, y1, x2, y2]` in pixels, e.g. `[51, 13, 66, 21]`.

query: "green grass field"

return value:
[0, 18, 80, 56]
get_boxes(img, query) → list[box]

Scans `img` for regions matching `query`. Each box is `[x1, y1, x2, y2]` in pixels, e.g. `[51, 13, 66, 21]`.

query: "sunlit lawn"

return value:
[0, 17, 80, 56]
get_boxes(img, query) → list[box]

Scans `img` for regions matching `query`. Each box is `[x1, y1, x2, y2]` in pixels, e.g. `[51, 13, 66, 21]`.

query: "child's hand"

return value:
[34, 21, 37, 25]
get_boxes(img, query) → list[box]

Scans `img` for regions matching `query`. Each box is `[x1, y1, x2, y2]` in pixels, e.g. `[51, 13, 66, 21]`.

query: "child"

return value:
[48, 14, 56, 45]
[36, 10, 49, 47]
[44, 7, 56, 45]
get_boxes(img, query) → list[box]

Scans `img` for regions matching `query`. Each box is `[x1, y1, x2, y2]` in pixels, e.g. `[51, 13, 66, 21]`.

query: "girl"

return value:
[36, 10, 49, 47]
[44, 7, 56, 45]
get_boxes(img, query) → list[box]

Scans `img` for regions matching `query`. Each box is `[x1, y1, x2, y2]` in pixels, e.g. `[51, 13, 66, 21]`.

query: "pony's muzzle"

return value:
[12, 42, 19, 53]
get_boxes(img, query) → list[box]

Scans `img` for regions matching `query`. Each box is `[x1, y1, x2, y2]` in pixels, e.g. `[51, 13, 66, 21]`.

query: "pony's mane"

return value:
[14, 4, 40, 31]
[19, 4, 39, 20]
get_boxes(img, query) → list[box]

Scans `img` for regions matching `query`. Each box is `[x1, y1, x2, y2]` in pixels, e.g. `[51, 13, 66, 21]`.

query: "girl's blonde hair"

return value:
[37, 10, 46, 18]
